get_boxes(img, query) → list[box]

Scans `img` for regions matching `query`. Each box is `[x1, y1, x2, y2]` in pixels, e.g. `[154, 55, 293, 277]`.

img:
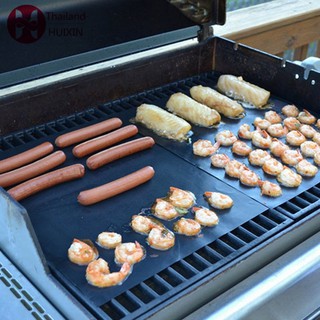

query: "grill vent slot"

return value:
[0, 262, 54, 320]
[99, 209, 292, 319]
[276, 183, 320, 219]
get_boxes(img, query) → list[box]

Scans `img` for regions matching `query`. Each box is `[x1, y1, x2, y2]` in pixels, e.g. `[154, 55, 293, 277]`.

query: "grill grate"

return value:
[98, 209, 292, 320]
[276, 182, 320, 219]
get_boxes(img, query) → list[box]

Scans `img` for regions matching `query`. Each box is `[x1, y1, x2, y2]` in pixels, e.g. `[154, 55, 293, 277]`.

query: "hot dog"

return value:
[72, 125, 138, 158]
[78, 166, 155, 206]
[55, 118, 122, 148]
[86, 137, 155, 170]
[0, 151, 66, 188]
[8, 164, 85, 201]
[0, 142, 54, 174]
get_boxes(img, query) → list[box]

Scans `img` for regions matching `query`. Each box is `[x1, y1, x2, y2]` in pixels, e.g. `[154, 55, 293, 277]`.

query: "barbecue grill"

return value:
[1, 1, 320, 319]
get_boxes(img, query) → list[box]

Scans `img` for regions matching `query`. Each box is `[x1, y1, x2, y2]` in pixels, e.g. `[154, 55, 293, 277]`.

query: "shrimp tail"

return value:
[212, 141, 221, 153]
[121, 262, 132, 276]
[257, 180, 264, 187]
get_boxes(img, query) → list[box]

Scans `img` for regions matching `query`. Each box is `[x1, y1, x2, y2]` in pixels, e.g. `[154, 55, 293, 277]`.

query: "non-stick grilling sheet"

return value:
[16, 134, 266, 306]
[0, 70, 318, 308]
[134, 72, 320, 209]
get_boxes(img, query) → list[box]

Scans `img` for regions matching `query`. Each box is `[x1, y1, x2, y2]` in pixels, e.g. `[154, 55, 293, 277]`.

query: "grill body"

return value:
[0, 36, 320, 319]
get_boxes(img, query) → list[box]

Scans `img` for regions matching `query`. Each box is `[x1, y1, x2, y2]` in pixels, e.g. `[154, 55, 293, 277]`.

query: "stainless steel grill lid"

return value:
[0, 0, 226, 88]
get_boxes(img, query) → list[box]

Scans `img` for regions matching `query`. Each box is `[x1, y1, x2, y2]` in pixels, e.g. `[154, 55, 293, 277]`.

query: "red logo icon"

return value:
[7, 5, 46, 43]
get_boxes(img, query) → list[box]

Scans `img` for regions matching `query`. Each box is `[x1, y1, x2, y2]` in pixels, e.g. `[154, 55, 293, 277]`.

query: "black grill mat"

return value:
[134, 72, 320, 209]
[13, 131, 267, 307]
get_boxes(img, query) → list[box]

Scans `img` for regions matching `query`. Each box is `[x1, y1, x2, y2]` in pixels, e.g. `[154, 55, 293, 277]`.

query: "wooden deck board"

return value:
[215, 0, 320, 57]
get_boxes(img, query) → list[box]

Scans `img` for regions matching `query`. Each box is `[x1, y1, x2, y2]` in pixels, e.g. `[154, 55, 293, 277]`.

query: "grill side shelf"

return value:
[0, 188, 94, 319]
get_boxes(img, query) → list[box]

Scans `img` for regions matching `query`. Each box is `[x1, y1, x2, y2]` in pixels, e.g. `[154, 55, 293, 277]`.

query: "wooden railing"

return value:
[215, 0, 320, 61]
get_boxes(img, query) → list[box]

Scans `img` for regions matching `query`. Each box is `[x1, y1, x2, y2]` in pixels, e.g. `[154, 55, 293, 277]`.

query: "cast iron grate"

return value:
[275, 182, 320, 219]
[95, 209, 292, 320]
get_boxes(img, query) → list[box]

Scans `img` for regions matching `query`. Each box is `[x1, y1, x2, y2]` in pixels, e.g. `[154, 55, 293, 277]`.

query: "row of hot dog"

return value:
[0, 118, 156, 204]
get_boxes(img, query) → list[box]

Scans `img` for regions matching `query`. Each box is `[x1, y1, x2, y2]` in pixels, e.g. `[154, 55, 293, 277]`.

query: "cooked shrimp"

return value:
[114, 241, 145, 265]
[239, 168, 260, 187]
[283, 117, 301, 131]
[238, 123, 254, 140]
[248, 149, 272, 166]
[225, 159, 247, 178]
[297, 109, 316, 125]
[231, 140, 252, 156]
[269, 138, 290, 157]
[86, 258, 131, 288]
[286, 130, 306, 146]
[193, 139, 220, 157]
[267, 123, 288, 138]
[193, 207, 219, 227]
[96, 232, 122, 249]
[68, 239, 98, 266]
[264, 110, 282, 124]
[215, 130, 237, 146]
[313, 132, 320, 145]
[258, 180, 282, 197]
[299, 124, 316, 139]
[131, 215, 159, 235]
[280, 149, 304, 166]
[147, 227, 175, 250]
[173, 218, 201, 236]
[253, 117, 271, 130]
[316, 119, 320, 129]
[204, 191, 233, 209]
[152, 198, 179, 220]
[168, 187, 195, 209]
[295, 159, 318, 177]
[277, 166, 302, 187]
[281, 104, 299, 117]
[314, 151, 320, 166]
[262, 158, 284, 176]
[252, 129, 272, 149]
[211, 153, 230, 168]
[300, 141, 320, 158]
[280, 149, 303, 166]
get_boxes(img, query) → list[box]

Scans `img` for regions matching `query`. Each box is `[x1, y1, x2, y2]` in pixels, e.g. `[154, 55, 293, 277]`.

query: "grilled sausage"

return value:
[78, 166, 155, 206]
[86, 137, 155, 170]
[0, 151, 66, 188]
[0, 142, 54, 174]
[8, 164, 85, 201]
[55, 118, 122, 148]
[72, 125, 138, 158]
